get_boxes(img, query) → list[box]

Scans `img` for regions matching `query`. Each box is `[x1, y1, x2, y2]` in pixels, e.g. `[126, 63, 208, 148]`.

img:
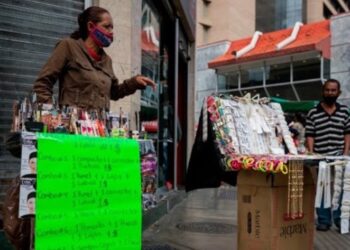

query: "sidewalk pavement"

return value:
[2, 186, 349, 249]
[142, 186, 350, 250]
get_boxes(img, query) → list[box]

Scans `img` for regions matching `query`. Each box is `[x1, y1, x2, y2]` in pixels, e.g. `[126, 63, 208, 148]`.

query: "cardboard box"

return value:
[237, 168, 315, 250]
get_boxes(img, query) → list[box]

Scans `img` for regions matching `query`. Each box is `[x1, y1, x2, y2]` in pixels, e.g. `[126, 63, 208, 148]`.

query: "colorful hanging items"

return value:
[207, 96, 240, 155]
[224, 155, 288, 174]
[206, 95, 296, 174]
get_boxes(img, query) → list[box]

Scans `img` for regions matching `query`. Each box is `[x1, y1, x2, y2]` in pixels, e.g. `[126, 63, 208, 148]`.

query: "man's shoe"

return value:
[316, 224, 330, 231]
[335, 224, 341, 233]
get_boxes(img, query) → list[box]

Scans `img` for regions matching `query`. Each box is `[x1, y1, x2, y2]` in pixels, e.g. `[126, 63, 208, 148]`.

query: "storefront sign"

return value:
[35, 134, 141, 250]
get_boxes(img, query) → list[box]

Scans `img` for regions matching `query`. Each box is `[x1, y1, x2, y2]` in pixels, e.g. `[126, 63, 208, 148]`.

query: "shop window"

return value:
[293, 81, 323, 101]
[323, 58, 330, 80]
[267, 84, 297, 100]
[240, 67, 263, 88]
[266, 62, 290, 85]
[293, 58, 320, 81]
[141, 2, 160, 111]
[217, 74, 226, 90]
[225, 71, 239, 90]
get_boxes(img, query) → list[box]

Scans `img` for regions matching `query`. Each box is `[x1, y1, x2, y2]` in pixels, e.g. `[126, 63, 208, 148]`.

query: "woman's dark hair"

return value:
[294, 113, 306, 126]
[70, 6, 109, 40]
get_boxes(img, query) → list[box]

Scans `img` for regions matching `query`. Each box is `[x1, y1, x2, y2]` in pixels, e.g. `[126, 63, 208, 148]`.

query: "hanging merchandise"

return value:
[341, 161, 350, 234]
[315, 161, 331, 209]
[311, 158, 350, 234]
[261, 104, 285, 155]
[9, 96, 138, 138]
[332, 163, 344, 211]
[207, 96, 240, 156]
[269, 103, 298, 155]
[202, 96, 208, 142]
[205, 95, 297, 173]
[224, 155, 288, 174]
[286, 160, 304, 219]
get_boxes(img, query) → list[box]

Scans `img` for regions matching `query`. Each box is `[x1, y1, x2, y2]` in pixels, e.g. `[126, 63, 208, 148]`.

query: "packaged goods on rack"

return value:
[10, 95, 160, 217]
[204, 95, 297, 172]
[140, 140, 158, 210]
[10, 96, 134, 138]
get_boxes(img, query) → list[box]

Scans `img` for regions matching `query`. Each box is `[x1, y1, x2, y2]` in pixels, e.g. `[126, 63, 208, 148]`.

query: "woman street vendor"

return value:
[2, 6, 156, 250]
[33, 6, 155, 109]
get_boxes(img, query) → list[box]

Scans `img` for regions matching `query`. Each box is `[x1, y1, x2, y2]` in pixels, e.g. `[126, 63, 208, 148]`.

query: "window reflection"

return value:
[216, 56, 324, 101]
[217, 74, 226, 90]
[294, 81, 322, 100]
[267, 85, 297, 100]
[266, 62, 290, 85]
[256, 0, 304, 32]
[323, 59, 330, 79]
[293, 58, 320, 81]
[225, 72, 239, 89]
[240, 67, 263, 87]
[141, 2, 160, 110]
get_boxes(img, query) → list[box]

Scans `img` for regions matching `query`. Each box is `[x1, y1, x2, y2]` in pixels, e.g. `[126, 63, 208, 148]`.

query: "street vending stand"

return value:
[3, 103, 158, 250]
[186, 94, 327, 250]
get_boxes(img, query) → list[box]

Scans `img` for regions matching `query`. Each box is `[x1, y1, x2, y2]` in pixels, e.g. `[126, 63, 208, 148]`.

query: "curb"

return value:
[142, 190, 187, 231]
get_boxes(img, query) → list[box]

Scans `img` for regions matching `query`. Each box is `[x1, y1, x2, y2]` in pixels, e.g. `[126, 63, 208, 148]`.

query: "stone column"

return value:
[98, 0, 142, 130]
[331, 13, 350, 103]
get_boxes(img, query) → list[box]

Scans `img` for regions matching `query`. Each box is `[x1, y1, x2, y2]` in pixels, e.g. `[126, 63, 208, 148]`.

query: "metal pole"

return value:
[263, 61, 270, 97]
[320, 56, 324, 82]
[173, 18, 179, 191]
[290, 56, 300, 101]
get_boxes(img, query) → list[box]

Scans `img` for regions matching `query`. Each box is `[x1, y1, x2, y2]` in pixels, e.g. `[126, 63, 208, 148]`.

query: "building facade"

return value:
[195, 0, 350, 123]
[196, 0, 350, 46]
[208, 20, 331, 101]
[196, 14, 350, 121]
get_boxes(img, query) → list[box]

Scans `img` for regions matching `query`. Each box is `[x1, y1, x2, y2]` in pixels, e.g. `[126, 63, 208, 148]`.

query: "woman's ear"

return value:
[87, 21, 94, 32]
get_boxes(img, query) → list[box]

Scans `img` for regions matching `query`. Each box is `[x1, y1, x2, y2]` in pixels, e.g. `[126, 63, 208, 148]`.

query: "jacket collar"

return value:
[77, 38, 108, 64]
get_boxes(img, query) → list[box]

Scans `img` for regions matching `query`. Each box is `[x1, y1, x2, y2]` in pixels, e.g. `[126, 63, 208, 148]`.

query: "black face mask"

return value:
[323, 96, 338, 105]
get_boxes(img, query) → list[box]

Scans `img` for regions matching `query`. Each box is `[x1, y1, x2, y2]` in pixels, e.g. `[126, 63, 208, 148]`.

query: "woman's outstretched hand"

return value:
[135, 75, 156, 91]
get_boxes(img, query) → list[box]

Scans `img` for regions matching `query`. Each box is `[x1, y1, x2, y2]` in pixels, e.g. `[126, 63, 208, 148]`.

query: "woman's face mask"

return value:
[90, 24, 113, 47]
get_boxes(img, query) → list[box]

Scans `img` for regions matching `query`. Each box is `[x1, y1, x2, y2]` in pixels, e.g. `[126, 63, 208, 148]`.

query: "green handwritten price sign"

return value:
[35, 134, 141, 250]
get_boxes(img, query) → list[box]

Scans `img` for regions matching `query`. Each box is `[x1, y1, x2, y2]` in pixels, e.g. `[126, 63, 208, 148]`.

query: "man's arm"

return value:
[306, 136, 314, 154]
[344, 108, 350, 155]
[305, 109, 315, 154]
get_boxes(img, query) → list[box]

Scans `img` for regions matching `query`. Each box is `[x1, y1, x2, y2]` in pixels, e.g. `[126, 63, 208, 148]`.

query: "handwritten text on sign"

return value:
[35, 134, 141, 250]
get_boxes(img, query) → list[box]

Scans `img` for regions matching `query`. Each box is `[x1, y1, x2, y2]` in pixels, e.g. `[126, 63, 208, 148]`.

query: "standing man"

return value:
[305, 78, 350, 231]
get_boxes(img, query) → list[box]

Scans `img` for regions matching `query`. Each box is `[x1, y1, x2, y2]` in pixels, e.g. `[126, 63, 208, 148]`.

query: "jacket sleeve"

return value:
[33, 39, 70, 103]
[110, 75, 145, 101]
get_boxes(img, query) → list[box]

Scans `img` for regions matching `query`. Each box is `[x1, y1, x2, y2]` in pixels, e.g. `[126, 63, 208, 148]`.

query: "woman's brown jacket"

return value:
[33, 38, 141, 109]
